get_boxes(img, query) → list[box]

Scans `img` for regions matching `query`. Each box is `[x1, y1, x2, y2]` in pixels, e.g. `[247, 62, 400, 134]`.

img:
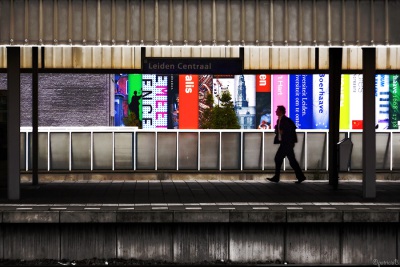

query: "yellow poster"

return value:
[340, 75, 350, 129]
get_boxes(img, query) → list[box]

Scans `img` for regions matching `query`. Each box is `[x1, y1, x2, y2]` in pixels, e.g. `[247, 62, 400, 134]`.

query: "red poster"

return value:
[179, 75, 199, 129]
[256, 75, 271, 92]
[352, 120, 363, 129]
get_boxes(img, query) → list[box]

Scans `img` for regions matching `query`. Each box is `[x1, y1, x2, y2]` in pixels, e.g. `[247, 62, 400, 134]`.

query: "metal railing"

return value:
[19, 127, 400, 172]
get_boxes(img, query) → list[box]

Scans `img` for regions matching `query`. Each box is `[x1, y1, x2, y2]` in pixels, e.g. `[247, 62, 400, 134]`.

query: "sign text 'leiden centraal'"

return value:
[143, 58, 243, 74]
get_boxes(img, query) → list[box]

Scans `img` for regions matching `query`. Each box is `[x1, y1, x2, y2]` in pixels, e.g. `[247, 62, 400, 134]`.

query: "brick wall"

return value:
[0, 73, 111, 127]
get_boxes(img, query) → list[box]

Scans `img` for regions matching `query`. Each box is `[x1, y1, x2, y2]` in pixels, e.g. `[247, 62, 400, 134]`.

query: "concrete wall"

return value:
[61, 224, 116, 260]
[0, 211, 399, 264]
[3, 224, 60, 260]
[0, 73, 111, 127]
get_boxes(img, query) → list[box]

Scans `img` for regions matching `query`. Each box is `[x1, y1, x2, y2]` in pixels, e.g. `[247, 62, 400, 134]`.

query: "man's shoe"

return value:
[295, 177, 306, 184]
[267, 177, 279, 183]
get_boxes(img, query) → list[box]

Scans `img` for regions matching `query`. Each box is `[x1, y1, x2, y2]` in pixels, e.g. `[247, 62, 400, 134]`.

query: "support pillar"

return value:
[7, 47, 21, 200]
[328, 48, 342, 189]
[32, 47, 39, 185]
[362, 48, 376, 199]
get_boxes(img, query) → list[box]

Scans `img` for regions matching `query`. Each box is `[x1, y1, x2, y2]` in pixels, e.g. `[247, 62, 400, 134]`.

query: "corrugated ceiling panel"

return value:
[0, 47, 6, 68]
[39, 46, 141, 69]
[0, 0, 398, 46]
[319, 48, 329, 70]
[386, 47, 397, 70]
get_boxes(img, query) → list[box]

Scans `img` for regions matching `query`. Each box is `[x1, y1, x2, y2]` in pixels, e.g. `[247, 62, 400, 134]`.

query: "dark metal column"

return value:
[32, 47, 39, 185]
[7, 47, 21, 200]
[328, 48, 342, 189]
[362, 48, 376, 199]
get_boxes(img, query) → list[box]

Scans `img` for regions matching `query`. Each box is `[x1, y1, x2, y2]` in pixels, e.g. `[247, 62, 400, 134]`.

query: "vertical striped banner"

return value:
[198, 75, 213, 128]
[233, 75, 256, 129]
[272, 74, 289, 127]
[290, 74, 313, 129]
[340, 74, 351, 130]
[389, 74, 400, 129]
[128, 74, 142, 121]
[313, 74, 329, 129]
[142, 74, 169, 129]
[256, 75, 272, 129]
[289, 75, 302, 128]
[168, 74, 179, 129]
[179, 75, 199, 129]
[350, 74, 363, 129]
[375, 74, 389, 130]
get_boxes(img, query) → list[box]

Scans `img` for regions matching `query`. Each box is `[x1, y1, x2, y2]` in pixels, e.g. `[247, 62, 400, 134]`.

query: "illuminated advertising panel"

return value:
[256, 75, 272, 129]
[389, 74, 400, 129]
[212, 75, 235, 105]
[350, 74, 363, 129]
[375, 74, 389, 130]
[340, 74, 351, 130]
[199, 75, 213, 128]
[142, 75, 169, 129]
[113, 73, 400, 130]
[312, 74, 329, 129]
[168, 74, 179, 129]
[179, 75, 199, 129]
[289, 74, 313, 129]
[233, 75, 256, 129]
[272, 75, 289, 127]
[128, 74, 143, 121]
[114, 74, 128, 126]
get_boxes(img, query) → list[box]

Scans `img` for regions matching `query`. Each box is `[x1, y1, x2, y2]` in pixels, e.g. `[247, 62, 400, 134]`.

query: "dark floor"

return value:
[1, 179, 399, 205]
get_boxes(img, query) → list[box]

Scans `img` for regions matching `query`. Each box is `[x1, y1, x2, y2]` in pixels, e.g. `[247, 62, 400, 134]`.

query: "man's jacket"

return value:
[273, 115, 298, 145]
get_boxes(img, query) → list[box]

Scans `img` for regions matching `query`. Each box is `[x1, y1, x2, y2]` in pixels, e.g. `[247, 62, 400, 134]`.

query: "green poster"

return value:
[340, 74, 350, 130]
[128, 74, 143, 120]
[389, 74, 400, 129]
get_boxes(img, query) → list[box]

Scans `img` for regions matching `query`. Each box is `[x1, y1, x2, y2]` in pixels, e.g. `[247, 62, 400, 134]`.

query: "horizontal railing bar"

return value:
[20, 127, 399, 173]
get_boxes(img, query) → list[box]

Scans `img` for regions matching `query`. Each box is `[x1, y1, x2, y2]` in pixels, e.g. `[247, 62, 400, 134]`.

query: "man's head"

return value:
[276, 105, 286, 117]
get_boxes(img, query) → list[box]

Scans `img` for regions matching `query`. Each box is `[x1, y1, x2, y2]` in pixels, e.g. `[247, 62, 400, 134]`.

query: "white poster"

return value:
[375, 74, 390, 130]
[350, 74, 363, 129]
[312, 74, 329, 129]
[142, 74, 169, 129]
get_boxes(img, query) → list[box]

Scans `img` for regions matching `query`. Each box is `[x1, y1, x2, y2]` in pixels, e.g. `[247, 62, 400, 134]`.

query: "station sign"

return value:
[143, 57, 243, 74]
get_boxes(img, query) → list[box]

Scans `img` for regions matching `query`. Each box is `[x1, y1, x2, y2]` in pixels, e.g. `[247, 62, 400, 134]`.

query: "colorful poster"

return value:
[272, 75, 289, 127]
[128, 74, 143, 121]
[312, 74, 329, 129]
[112, 72, 400, 131]
[114, 74, 130, 126]
[389, 74, 400, 129]
[212, 75, 235, 105]
[256, 75, 271, 93]
[301, 75, 313, 129]
[289, 75, 313, 129]
[179, 75, 199, 129]
[350, 74, 363, 129]
[199, 75, 213, 128]
[256, 75, 272, 129]
[340, 74, 351, 130]
[375, 74, 390, 130]
[233, 75, 256, 129]
[142, 74, 169, 129]
[168, 74, 179, 129]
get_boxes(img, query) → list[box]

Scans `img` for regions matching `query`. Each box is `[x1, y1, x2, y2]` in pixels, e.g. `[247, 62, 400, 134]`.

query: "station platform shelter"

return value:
[0, 1, 400, 264]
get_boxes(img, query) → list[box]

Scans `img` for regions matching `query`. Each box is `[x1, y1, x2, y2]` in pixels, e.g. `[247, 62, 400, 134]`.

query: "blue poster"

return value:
[312, 74, 329, 129]
[290, 75, 313, 129]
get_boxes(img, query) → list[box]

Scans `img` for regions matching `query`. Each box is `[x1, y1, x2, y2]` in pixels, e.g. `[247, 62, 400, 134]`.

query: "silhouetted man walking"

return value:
[267, 105, 306, 184]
